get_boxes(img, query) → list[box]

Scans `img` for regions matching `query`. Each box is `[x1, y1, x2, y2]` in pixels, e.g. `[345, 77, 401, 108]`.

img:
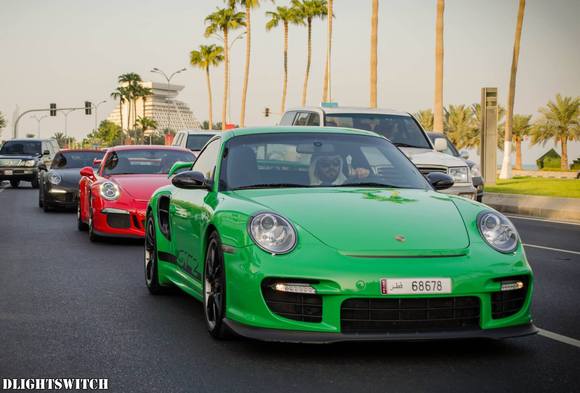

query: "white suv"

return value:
[279, 106, 476, 199]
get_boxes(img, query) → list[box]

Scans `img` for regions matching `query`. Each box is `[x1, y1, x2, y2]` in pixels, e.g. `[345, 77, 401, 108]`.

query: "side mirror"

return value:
[43, 150, 51, 156]
[172, 171, 210, 190]
[80, 166, 95, 179]
[426, 172, 454, 191]
[460, 150, 469, 160]
[93, 158, 102, 167]
[167, 161, 193, 178]
[433, 138, 448, 152]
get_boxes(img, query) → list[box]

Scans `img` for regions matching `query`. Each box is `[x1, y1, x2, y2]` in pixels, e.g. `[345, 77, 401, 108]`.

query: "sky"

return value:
[1, 0, 579, 166]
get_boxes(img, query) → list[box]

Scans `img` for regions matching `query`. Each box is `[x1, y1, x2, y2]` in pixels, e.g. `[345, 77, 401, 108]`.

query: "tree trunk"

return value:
[433, 0, 445, 132]
[370, 0, 378, 108]
[500, 0, 526, 179]
[240, 3, 251, 128]
[281, 22, 289, 113]
[322, 0, 333, 103]
[561, 136, 568, 170]
[222, 29, 229, 130]
[206, 67, 214, 129]
[301, 18, 313, 106]
[514, 137, 522, 170]
[119, 101, 124, 134]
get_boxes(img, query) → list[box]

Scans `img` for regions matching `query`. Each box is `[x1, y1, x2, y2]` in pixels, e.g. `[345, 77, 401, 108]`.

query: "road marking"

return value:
[523, 243, 580, 255]
[538, 328, 580, 349]
[507, 214, 580, 227]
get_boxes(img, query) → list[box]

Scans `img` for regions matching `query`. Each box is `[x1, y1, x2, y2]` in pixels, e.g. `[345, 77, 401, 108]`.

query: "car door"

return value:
[170, 138, 222, 292]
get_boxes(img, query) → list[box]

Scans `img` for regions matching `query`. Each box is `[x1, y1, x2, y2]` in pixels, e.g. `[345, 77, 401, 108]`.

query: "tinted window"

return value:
[0, 141, 41, 155]
[307, 112, 320, 126]
[102, 149, 195, 176]
[220, 133, 428, 190]
[294, 112, 310, 125]
[52, 151, 104, 169]
[324, 114, 431, 149]
[279, 111, 297, 125]
[427, 134, 460, 157]
[186, 134, 213, 151]
[192, 139, 221, 181]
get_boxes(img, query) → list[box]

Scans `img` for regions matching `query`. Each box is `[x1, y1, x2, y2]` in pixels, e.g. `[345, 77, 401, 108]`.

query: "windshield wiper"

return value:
[393, 142, 422, 148]
[331, 182, 407, 188]
[232, 183, 310, 190]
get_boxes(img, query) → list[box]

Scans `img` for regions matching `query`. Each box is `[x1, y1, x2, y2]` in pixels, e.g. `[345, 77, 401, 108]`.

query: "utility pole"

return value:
[92, 100, 107, 131]
[31, 115, 49, 138]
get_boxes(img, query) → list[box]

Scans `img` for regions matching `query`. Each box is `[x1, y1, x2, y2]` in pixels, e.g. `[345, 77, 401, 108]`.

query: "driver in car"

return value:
[309, 152, 370, 186]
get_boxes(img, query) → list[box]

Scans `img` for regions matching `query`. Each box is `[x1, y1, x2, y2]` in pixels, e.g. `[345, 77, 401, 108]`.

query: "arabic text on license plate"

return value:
[4, 170, 13, 175]
[380, 278, 452, 295]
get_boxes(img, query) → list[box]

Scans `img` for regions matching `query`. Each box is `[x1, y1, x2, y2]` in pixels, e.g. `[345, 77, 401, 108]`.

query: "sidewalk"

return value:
[483, 192, 580, 223]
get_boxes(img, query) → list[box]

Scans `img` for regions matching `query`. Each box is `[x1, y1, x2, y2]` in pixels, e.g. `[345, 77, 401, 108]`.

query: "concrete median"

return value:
[483, 192, 580, 223]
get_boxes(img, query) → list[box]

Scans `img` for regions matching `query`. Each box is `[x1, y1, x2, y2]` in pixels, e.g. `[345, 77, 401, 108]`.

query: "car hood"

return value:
[229, 188, 469, 256]
[400, 147, 467, 168]
[49, 168, 83, 187]
[108, 174, 170, 200]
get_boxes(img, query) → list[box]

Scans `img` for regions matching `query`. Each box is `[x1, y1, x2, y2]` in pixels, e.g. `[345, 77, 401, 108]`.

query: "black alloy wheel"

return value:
[145, 215, 165, 295]
[10, 180, 19, 188]
[88, 195, 100, 242]
[203, 231, 231, 339]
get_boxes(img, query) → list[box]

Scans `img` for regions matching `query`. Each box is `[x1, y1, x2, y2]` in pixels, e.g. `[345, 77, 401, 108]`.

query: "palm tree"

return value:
[266, 6, 302, 113]
[136, 116, 158, 145]
[190, 44, 225, 130]
[511, 114, 532, 170]
[291, 0, 327, 106]
[52, 132, 66, 148]
[118, 73, 143, 131]
[531, 94, 580, 170]
[415, 109, 434, 131]
[370, 0, 379, 108]
[137, 85, 153, 120]
[444, 105, 476, 149]
[0, 111, 6, 129]
[322, 0, 333, 103]
[110, 87, 127, 132]
[500, 0, 526, 179]
[433, 0, 445, 132]
[205, 7, 246, 130]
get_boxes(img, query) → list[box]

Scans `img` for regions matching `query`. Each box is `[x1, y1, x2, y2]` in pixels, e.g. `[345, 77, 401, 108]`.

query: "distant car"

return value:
[77, 145, 195, 241]
[280, 106, 478, 199]
[39, 149, 104, 212]
[172, 129, 217, 155]
[0, 139, 59, 188]
[427, 132, 484, 202]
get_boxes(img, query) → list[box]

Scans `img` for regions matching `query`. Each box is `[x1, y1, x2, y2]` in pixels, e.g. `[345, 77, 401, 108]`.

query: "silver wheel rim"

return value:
[145, 218, 155, 286]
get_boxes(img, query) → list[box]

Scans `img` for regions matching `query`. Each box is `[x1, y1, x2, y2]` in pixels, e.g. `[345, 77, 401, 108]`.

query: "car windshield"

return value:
[0, 141, 42, 156]
[187, 134, 213, 151]
[102, 149, 195, 176]
[52, 151, 104, 169]
[427, 134, 460, 157]
[325, 114, 432, 149]
[220, 133, 429, 191]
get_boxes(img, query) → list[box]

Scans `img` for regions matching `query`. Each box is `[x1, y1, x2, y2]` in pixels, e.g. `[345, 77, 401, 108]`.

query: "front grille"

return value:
[0, 159, 22, 167]
[341, 297, 480, 334]
[131, 214, 143, 230]
[261, 280, 322, 323]
[417, 166, 447, 176]
[106, 213, 131, 229]
[491, 276, 529, 319]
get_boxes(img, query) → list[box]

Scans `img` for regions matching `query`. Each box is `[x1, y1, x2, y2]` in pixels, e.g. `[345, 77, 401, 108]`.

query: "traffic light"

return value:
[50, 103, 57, 116]
[264, 107, 270, 117]
[85, 101, 92, 115]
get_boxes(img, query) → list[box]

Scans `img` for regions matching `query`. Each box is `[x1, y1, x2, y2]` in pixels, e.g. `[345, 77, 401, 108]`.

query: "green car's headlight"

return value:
[48, 173, 62, 185]
[448, 166, 469, 183]
[100, 181, 120, 201]
[477, 211, 519, 253]
[249, 213, 296, 254]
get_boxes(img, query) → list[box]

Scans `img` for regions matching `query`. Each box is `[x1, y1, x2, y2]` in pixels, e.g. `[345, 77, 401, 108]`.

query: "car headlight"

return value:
[24, 160, 36, 167]
[249, 213, 297, 254]
[100, 182, 120, 201]
[448, 166, 469, 183]
[477, 211, 519, 253]
[48, 173, 62, 185]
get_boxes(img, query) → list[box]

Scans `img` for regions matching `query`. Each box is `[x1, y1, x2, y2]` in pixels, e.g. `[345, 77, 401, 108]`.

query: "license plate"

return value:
[380, 278, 452, 295]
[4, 170, 13, 175]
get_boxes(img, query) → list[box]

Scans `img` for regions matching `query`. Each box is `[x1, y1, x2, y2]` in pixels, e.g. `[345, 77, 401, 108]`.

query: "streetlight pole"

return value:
[61, 109, 78, 140]
[31, 115, 49, 138]
[150, 67, 187, 130]
[93, 100, 107, 131]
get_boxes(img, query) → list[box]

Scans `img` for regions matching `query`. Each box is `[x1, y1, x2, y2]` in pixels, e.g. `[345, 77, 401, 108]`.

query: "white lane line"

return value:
[538, 328, 580, 349]
[523, 243, 580, 256]
[507, 214, 580, 227]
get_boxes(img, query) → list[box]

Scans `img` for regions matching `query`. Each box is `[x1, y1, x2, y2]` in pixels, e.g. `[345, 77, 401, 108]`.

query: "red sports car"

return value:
[77, 145, 195, 241]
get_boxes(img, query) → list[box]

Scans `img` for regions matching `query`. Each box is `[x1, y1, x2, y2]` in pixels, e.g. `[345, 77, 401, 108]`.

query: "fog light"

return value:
[273, 282, 316, 294]
[49, 189, 66, 194]
[500, 280, 524, 291]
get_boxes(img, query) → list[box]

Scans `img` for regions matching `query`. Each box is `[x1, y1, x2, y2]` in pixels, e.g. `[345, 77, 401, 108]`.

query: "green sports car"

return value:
[145, 126, 536, 342]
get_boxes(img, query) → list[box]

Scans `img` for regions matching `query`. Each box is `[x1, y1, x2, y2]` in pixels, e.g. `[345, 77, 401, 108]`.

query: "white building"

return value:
[107, 81, 201, 132]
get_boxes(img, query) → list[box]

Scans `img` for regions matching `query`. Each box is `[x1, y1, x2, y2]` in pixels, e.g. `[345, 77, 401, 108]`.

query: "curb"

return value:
[482, 193, 580, 223]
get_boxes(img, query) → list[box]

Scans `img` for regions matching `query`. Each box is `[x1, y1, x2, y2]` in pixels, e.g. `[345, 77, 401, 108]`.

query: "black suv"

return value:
[0, 139, 59, 188]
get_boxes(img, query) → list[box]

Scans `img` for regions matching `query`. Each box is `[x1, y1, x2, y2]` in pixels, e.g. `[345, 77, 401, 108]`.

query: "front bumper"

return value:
[440, 182, 478, 200]
[44, 186, 78, 208]
[220, 241, 534, 342]
[0, 167, 38, 181]
[92, 202, 147, 238]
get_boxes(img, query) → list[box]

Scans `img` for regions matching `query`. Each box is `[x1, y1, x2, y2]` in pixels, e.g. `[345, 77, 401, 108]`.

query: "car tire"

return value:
[43, 201, 52, 212]
[31, 176, 39, 189]
[145, 214, 167, 295]
[77, 204, 88, 231]
[88, 197, 101, 242]
[10, 180, 19, 188]
[203, 231, 231, 339]
[38, 186, 44, 208]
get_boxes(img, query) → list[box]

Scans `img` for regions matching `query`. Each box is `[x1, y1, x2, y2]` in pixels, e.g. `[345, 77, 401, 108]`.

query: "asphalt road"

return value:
[0, 185, 578, 393]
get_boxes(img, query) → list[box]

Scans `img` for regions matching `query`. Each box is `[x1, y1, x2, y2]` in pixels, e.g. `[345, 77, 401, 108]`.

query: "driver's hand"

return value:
[352, 167, 370, 178]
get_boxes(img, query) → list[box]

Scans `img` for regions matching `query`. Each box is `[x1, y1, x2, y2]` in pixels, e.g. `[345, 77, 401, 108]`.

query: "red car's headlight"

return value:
[100, 182, 120, 201]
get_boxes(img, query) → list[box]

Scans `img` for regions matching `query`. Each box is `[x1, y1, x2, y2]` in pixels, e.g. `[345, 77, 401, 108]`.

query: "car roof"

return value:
[285, 106, 411, 117]
[177, 129, 218, 136]
[60, 149, 104, 153]
[107, 145, 192, 152]
[219, 126, 384, 141]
